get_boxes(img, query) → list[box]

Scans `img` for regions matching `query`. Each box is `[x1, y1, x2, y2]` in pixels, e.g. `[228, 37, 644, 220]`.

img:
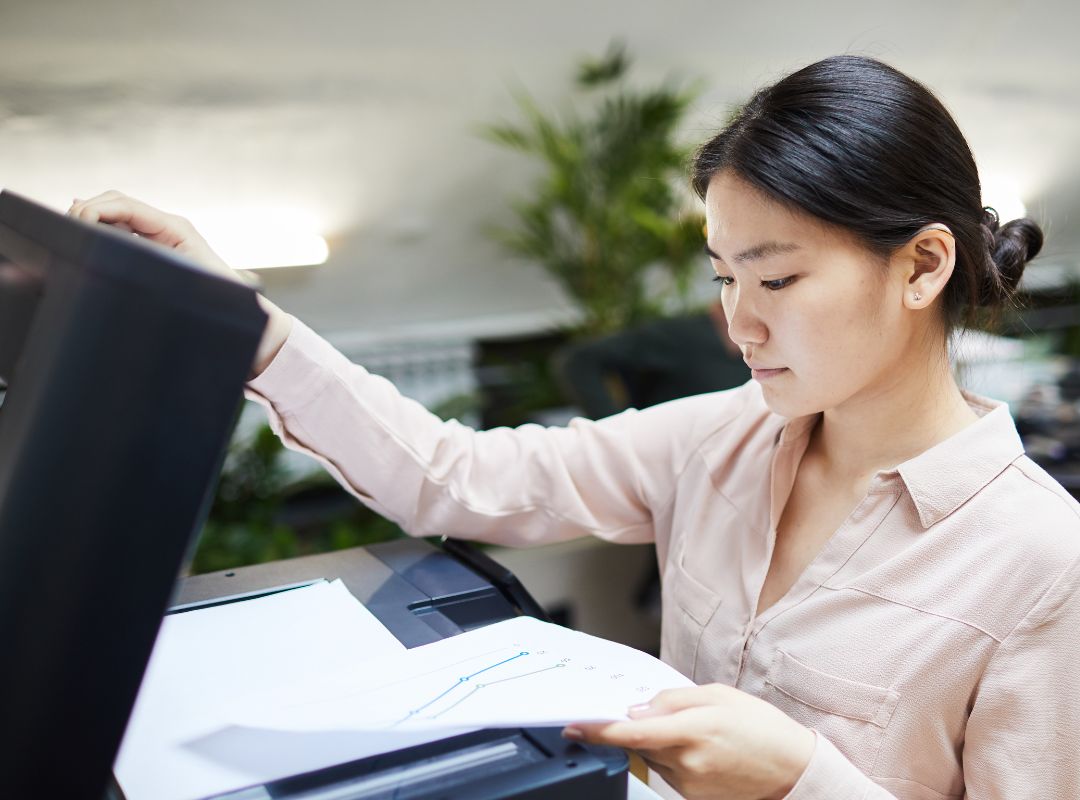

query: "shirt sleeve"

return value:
[243, 317, 747, 548]
[781, 732, 898, 800]
[961, 552, 1080, 799]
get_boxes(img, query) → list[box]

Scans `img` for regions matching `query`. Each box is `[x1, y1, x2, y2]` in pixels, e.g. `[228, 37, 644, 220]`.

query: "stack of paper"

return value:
[226, 614, 693, 733]
[114, 579, 692, 800]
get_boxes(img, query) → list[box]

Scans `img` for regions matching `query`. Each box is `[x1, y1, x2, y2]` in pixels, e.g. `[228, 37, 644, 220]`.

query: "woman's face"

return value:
[704, 170, 914, 420]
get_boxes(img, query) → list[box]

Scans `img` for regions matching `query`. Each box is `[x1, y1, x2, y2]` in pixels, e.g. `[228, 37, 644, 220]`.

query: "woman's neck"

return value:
[809, 341, 979, 482]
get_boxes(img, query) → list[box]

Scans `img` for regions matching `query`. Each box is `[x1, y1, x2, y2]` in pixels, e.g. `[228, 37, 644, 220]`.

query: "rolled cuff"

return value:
[782, 730, 897, 800]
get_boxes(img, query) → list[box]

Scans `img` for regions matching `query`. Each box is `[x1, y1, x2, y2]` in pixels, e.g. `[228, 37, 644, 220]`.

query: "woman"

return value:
[70, 55, 1078, 799]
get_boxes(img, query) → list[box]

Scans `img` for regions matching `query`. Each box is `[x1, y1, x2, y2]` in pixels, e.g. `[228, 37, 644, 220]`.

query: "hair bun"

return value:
[979, 206, 1044, 302]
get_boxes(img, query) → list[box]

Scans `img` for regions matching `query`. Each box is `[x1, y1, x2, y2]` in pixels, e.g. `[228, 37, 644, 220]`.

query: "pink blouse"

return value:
[246, 318, 1080, 799]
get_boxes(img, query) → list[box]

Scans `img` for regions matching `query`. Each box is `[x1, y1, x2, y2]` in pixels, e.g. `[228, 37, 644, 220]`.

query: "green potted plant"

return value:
[483, 42, 707, 339]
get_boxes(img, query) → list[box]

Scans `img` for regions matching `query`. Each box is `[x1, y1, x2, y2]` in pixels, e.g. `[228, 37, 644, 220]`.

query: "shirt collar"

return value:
[896, 391, 1024, 528]
[775, 412, 819, 449]
[774, 391, 1024, 529]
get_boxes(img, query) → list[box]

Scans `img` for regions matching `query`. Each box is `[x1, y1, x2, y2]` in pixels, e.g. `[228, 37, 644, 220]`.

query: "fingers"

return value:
[562, 685, 739, 747]
[563, 714, 694, 750]
[628, 684, 735, 718]
[68, 191, 193, 249]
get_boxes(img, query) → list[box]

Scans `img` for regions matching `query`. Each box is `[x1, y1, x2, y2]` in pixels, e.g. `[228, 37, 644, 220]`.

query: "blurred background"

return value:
[4, 0, 1079, 651]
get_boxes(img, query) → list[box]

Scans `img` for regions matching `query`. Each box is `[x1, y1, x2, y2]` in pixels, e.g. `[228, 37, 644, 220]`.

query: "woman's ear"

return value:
[895, 224, 956, 310]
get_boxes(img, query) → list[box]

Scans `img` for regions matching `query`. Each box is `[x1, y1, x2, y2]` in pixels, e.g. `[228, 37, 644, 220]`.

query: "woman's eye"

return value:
[761, 276, 795, 291]
[712, 275, 735, 286]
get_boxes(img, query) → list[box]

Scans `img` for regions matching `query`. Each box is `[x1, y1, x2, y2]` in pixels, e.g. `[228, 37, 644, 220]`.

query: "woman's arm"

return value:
[962, 553, 1080, 798]
[244, 316, 733, 547]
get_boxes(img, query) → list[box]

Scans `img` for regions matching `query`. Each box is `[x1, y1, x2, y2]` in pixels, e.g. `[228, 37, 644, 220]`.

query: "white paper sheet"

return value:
[114, 579, 408, 800]
[115, 581, 693, 800]
[227, 616, 694, 734]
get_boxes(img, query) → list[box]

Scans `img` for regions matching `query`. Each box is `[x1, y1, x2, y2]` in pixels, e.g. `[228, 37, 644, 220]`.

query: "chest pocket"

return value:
[661, 491, 745, 678]
[673, 551, 722, 626]
[661, 541, 723, 678]
[761, 649, 900, 776]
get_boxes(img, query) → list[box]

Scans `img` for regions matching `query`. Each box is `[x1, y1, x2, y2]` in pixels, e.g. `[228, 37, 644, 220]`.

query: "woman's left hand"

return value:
[563, 684, 815, 800]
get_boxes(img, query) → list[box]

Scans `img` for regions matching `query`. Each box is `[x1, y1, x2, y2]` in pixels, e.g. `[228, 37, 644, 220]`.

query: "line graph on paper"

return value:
[229, 617, 694, 733]
[391, 649, 567, 725]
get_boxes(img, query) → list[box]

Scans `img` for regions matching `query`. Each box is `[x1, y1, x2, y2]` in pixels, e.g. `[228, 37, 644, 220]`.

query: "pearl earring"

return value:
[913, 292, 922, 302]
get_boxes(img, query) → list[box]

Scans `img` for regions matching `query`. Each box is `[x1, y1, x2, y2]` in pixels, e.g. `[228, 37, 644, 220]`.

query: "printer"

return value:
[158, 537, 629, 800]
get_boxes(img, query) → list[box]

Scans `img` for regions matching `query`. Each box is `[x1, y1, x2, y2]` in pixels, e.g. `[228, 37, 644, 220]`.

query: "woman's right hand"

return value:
[68, 191, 294, 377]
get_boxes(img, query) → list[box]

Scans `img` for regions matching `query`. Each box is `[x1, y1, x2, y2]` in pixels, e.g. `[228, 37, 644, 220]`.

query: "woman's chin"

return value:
[757, 377, 821, 420]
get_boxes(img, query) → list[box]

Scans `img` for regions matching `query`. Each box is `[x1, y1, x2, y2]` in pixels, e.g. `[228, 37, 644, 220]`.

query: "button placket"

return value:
[734, 619, 757, 683]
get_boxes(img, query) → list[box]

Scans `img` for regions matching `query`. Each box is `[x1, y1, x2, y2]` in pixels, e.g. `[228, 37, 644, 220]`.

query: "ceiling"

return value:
[3, 0, 1079, 345]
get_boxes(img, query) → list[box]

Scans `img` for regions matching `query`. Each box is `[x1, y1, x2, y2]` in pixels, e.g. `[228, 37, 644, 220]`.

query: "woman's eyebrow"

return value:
[703, 241, 801, 264]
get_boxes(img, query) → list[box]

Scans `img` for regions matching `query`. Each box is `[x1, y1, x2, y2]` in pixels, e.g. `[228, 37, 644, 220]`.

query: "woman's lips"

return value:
[750, 367, 788, 380]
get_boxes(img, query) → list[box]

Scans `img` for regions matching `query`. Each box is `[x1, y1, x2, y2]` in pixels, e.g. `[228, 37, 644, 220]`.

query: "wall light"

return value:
[185, 206, 329, 270]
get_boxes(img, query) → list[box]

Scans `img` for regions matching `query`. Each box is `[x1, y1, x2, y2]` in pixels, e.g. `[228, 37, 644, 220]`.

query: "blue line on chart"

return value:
[391, 651, 530, 726]
[329, 646, 512, 705]
[428, 663, 566, 719]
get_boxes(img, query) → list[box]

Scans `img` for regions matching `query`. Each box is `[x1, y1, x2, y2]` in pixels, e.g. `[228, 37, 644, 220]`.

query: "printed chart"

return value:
[230, 616, 694, 733]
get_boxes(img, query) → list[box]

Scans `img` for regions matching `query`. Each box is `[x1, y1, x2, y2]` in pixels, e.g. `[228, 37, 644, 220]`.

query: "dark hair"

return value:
[691, 55, 1043, 327]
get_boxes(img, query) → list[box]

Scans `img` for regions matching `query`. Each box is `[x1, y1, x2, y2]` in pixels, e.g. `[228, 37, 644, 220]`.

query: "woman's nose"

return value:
[724, 291, 768, 347]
